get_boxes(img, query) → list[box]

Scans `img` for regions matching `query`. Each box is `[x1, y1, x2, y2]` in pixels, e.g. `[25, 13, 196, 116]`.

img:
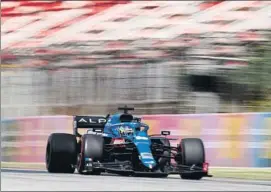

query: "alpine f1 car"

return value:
[46, 106, 212, 179]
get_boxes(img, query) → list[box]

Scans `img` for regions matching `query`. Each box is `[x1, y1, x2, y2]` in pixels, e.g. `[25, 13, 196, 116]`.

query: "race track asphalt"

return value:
[1, 169, 271, 191]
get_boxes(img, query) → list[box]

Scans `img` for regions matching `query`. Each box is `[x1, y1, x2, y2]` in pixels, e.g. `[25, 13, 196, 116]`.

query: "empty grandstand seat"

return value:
[1, 0, 269, 51]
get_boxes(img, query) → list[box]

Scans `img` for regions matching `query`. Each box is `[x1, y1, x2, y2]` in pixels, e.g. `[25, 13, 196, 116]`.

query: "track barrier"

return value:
[1, 113, 271, 167]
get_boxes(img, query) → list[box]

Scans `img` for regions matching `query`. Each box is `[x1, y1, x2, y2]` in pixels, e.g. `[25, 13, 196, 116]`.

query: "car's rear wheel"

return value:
[179, 138, 205, 180]
[77, 134, 104, 175]
[46, 133, 77, 173]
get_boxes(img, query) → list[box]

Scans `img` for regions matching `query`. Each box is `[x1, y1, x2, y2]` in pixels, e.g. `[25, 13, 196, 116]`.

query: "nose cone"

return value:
[134, 134, 157, 169]
[141, 158, 156, 169]
[138, 152, 157, 169]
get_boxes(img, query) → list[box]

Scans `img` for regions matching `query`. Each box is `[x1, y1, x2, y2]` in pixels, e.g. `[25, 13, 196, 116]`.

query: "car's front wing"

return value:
[84, 159, 212, 177]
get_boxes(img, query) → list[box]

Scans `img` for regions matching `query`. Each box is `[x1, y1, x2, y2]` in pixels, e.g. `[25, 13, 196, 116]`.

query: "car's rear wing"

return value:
[73, 116, 107, 137]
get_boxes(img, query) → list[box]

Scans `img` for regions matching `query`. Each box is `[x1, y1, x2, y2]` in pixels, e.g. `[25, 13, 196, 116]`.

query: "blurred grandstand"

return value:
[1, 0, 271, 117]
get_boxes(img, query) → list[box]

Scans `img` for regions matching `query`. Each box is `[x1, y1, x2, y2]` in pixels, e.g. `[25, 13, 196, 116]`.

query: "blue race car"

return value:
[46, 106, 212, 179]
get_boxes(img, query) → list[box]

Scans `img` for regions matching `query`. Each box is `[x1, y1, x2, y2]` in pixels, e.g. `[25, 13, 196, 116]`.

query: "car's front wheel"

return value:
[77, 134, 104, 175]
[178, 138, 206, 180]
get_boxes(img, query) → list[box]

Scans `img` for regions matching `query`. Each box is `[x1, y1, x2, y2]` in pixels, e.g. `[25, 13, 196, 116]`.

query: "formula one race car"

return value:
[46, 106, 212, 180]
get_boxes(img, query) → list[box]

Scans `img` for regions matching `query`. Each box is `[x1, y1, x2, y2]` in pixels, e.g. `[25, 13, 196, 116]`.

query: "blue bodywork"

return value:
[103, 113, 157, 169]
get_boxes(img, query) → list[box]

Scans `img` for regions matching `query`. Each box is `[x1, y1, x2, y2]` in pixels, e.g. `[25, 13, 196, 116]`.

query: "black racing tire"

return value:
[77, 134, 104, 175]
[46, 133, 77, 173]
[179, 138, 205, 180]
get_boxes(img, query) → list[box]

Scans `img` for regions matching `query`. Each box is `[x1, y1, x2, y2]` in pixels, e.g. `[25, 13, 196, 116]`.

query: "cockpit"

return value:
[105, 106, 142, 125]
[119, 113, 133, 122]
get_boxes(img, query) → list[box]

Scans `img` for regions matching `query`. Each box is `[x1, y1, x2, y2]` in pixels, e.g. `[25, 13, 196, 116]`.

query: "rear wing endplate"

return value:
[73, 116, 107, 137]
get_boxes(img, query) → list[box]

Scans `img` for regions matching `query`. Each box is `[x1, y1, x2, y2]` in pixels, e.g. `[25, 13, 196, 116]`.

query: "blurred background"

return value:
[1, 0, 271, 117]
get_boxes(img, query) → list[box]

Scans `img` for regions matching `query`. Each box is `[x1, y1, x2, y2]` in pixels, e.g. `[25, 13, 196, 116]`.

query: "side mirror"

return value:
[161, 131, 170, 136]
